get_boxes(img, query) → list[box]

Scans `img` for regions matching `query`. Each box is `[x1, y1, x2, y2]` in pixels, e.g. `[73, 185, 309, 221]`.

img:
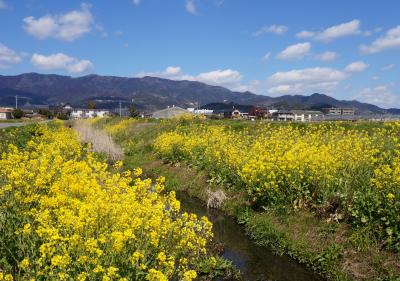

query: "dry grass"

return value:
[206, 189, 227, 209]
[73, 120, 124, 161]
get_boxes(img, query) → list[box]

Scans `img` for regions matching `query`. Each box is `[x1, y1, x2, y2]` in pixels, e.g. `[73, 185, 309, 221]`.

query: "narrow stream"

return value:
[177, 193, 324, 281]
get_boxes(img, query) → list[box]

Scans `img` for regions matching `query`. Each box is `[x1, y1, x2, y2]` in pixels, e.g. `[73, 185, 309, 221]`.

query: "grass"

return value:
[93, 118, 400, 281]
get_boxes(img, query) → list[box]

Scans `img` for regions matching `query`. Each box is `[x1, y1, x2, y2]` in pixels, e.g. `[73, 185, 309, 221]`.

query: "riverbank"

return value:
[92, 118, 400, 281]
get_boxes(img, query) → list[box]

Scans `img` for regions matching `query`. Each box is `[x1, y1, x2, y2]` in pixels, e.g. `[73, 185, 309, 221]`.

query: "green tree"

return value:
[38, 109, 54, 119]
[128, 105, 139, 117]
[86, 101, 97, 109]
[56, 113, 70, 120]
[12, 108, 24, 119]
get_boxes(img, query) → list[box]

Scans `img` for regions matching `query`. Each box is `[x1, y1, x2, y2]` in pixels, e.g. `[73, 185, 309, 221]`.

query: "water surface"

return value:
[177, 193, 324, 281]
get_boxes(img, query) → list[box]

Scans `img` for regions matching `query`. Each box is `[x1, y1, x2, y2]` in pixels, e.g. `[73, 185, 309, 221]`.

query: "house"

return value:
[70, 109, 110, 119]
[323, 107, 355, 116]
[187, 108, 214, 115]
[151, 106, 190, 119]
[0, 108, 12, 119]
[272, 110, 294, 121]
[291, 110, 323, 122]
[249, 107, 268, 119]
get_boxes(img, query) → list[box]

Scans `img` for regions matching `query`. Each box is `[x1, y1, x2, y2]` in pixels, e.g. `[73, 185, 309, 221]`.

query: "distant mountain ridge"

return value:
[0, 73, 397, 114]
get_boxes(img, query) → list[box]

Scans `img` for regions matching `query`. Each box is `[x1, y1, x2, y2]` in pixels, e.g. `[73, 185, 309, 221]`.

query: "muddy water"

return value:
[177, 193, 324, 281]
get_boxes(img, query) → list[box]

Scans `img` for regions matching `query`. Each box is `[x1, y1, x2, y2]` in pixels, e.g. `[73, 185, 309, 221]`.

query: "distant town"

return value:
[2, 99, 400, 122]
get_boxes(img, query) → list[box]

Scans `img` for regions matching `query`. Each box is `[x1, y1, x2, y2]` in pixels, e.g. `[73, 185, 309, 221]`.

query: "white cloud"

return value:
[360, 26, 400, 54]
[0, 0, 7, 9]
[132, 0, 140, 5]
[298, 20, 361, 42]
[316, 19, 361, 42]
[261, 52, 271, 62]
[136, 66, 244, 90]
[345, 61, 369, 73]
[253, 24, 288, 36]
[0, 43, 22, 68]
[382, 64, 395, 71]
[372, 76, 380, 80]
[276, 42, 311, 60]
[23, 3, 93, 41]
[315, 51, 338, 62]
[362, 27, 382, 37]
[296, 30, 315, 39]
[31, 53, 93, 73]
[266, 67, 349, 95]
[95, 24, 108, 38]
[186, 0, 196, 15]
[137, 65, 353, 96]
[196, 69, 243, 89]
[355, 84, 399, 108]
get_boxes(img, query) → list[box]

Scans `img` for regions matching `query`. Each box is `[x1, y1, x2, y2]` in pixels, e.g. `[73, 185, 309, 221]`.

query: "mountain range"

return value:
[0, 73, 398, 114]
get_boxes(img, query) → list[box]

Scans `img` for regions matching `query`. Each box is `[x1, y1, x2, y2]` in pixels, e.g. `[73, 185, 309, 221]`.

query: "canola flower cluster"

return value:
[101, 118, 139, 137]
[154, 121, 400, 250]
[0, 124, 214, 280]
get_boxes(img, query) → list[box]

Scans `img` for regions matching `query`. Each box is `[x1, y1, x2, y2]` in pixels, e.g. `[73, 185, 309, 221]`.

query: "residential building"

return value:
[292, 110, 323, 122]
[187, 108, 214, 115]
[0, 108, 12, 119]
[272, 110, 294, 121]
[151, 106, 190, 119]
[70, 109, 110, 119]
[323, 107, 355, 116]
[249, 107, 268, 119]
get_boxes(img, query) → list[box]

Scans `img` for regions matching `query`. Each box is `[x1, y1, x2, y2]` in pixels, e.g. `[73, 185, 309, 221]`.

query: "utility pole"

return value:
[15, 95, 18, 109]
[119, 101, 122, 117]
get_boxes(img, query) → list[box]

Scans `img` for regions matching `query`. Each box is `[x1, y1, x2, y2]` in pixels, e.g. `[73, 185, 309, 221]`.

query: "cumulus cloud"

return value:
[266, 67, 349, 95]
[315, 19, 361, 42]
[137, 65, 356, 96]
[261, 52, 271, 62]
[0, 43, 22, 68]
[31, 53, 93, 73]
[315, 51, 338, 62]
[296, 20, 361, 42]
[23, 3, 93, 41]
[186, 0, 197, 14]
[296, 30, 315, 39]
[196, 69, 243, 89]
[362, 27, 382, 37]
[253, 24, 288, 36]
[382, 64, 395, 71]
[136, 66, 244, 90]
[355, 84, 399, 108]
[345, 61, 369, 72]
[360, 26, 400, 54]
[276, 42, 311, 60]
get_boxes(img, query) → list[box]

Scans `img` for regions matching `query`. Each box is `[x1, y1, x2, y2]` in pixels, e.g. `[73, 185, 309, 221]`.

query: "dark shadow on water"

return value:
[177, 193, 324, 281]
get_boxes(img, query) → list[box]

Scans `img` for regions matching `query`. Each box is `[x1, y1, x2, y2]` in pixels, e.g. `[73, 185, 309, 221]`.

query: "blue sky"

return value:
[0, 0, 400, 107]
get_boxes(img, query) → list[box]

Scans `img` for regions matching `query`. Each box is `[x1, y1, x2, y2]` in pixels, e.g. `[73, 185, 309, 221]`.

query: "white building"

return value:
[292, 110, 322, 122]
[272, 110, 294, 121]
[187, 108, 214, 115]
[0, 108, 12, 119]
[151, 106, 190, 119]
[70, 109, 110, 119]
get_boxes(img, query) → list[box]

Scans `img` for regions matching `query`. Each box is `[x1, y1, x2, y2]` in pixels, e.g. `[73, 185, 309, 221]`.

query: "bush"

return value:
[12, 108, 24, 119]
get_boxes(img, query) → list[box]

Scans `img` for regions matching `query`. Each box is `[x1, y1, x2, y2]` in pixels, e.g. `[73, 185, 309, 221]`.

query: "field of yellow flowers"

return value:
[154, 121, 400, 251]
[0, 123, 216, 281]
